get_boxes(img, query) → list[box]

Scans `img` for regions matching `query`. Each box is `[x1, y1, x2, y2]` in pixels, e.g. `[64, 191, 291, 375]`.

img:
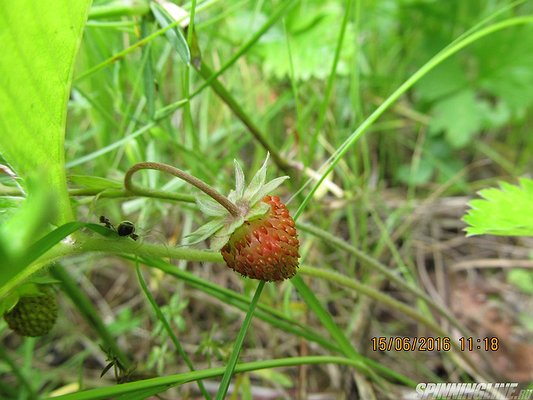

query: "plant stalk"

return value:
[124, 162, 241, 217]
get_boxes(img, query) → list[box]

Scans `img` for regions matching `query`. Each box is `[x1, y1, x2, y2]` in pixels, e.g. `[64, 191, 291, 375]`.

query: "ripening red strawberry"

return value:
[221, 195, 299, 281]
[184, 154, 300, 281]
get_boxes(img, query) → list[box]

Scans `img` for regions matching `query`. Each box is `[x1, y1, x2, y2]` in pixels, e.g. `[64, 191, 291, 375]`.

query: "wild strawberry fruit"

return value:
[4, 288, 58, 337]
[186, 154, 300, 281]
[221, 195, 299, 281]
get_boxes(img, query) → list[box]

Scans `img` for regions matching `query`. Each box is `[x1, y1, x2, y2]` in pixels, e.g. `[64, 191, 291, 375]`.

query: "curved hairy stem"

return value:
[124, 161, 240, 217]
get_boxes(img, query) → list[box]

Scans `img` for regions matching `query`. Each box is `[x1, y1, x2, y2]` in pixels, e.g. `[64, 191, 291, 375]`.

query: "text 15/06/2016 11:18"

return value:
[370, 337, 500, 352]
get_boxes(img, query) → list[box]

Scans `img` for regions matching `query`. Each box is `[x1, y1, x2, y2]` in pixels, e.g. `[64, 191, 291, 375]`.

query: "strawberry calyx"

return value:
[186, 154, 289, 250]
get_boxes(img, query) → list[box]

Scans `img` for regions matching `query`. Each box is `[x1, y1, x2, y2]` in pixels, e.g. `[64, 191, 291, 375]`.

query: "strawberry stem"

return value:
[124, 162, 241, 217]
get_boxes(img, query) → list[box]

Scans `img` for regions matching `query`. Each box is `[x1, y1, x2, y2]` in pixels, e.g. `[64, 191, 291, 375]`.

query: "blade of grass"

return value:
[151, 2, 191, 65]
[0, 345, 35, 398]
[135, 263, 211, 400]
[52, 355, 399, 400]
[308, 0, 355, 164]
[215, 281, 265, 400]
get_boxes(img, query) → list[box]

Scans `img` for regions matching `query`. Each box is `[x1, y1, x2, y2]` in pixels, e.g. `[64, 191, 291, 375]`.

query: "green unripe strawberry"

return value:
[4, 289, 58, 337]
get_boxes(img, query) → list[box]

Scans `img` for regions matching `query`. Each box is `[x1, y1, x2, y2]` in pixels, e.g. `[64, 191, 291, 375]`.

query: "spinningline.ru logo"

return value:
[415, 382, 532, 399]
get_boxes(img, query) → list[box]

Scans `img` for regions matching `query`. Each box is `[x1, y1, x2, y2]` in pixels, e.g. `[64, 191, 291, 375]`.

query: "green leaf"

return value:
[150, 1, 191, 65]
[474, 26, 533, 114]
[415, 58, 468, 102]
[0, 0, 91, 224]
[429, 90, 485, 148]
[0, 175, 58, 262]
[255, 2, 355, 81]
[464, 178, 533, 236]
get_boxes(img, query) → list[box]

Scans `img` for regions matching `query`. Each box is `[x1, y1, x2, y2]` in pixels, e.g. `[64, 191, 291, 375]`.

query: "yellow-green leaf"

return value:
[0, 0, 92, 224]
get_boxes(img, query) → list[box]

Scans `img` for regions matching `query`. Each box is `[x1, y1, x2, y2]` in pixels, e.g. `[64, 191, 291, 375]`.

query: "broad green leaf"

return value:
[464, 178, 533, 236]
[415, 59, 468, 102]
[0, 0, 92, 224]
[474, 26, 533, 114]
[0, 175, 58, 261]
[254, 2, 355, 81]
[397, 158, 434, 186]
[429, 90, 485, 148]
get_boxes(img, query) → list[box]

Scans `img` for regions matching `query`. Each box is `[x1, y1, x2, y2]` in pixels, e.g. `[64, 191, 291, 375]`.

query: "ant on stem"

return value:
[99, 216, 139, 241]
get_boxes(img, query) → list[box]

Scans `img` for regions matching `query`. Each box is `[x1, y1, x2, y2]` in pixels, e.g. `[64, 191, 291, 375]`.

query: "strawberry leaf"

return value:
[463, 178, 533, 236]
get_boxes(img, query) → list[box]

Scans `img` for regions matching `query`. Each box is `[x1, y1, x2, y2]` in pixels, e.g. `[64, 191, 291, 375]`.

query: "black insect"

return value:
[117, 221, 138, 240]
[99, 216, 138, 240]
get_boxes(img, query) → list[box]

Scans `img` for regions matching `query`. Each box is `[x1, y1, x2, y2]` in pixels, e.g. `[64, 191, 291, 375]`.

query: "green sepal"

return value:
[196, 195, 227, 217]
[234, 159, 245, 199]
[246, 202, 270, 221]
[210, 215, 245, 251]
[186, 219, 225, 244]
[187, 153, 288, 250]
[242, 154, 269, 203]
[250, 176, 289, 205]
